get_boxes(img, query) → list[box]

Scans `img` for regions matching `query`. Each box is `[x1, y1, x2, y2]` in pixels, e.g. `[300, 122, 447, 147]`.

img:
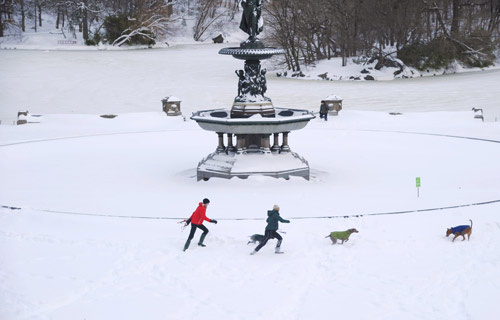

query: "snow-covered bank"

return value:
[284, 55, 500, 81]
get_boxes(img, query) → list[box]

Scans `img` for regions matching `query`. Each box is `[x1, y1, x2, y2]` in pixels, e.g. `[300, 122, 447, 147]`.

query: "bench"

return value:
[57, 40, 77, 45]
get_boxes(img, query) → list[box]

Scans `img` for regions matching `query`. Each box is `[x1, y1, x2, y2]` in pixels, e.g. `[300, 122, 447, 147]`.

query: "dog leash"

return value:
[3, 199, 500, 220]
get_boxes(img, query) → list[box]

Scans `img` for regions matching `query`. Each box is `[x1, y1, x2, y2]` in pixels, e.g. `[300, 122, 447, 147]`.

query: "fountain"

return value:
[191, 0, 315, 181]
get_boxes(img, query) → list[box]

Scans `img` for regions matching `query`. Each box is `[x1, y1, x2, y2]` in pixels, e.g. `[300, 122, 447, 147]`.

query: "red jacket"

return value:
[189, 202, 211, 225]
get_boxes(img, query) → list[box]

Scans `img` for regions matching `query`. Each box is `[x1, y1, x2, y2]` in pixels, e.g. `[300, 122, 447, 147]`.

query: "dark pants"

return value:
[320, 112, 328, 121]
[187, 223, 208, 242]
[254, 229, 282, 252]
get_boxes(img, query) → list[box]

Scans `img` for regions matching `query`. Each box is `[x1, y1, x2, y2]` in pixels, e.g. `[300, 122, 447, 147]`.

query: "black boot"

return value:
[183, 239, 191, 252]
[198, 233, 207, 247]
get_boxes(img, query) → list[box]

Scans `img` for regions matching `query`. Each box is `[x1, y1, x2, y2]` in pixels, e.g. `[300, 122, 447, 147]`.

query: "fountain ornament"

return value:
[191, 0, 315, 181]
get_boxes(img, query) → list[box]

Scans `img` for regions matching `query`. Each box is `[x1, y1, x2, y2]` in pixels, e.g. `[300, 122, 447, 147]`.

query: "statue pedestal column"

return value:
[281, 132, 290, 153]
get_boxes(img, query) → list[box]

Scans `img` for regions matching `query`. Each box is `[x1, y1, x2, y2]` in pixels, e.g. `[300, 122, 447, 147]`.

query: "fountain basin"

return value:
[191, 108, 315, 134]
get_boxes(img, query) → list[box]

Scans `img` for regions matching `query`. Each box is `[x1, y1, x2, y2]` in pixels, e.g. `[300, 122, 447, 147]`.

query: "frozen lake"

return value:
[1, 44, 500, 121]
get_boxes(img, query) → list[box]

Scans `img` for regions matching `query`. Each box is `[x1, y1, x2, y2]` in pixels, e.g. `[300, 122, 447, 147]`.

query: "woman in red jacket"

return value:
[183, 198, 217, 251]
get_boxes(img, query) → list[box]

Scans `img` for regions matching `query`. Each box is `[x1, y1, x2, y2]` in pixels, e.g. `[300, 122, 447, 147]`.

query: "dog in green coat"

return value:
[326, 228, 359, 244]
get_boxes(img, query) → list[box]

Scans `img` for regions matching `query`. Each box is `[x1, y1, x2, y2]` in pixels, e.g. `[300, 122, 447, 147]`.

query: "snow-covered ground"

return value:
[1, 44, 500, 320]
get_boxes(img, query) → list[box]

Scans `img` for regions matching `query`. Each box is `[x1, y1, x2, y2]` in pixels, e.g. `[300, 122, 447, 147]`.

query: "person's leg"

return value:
[184, 224, 198, 251]
[253, 230, 272, 253]
[325, 112, 328, 121]
[274, 231, 283, 252]
[198, 224, 209, 246]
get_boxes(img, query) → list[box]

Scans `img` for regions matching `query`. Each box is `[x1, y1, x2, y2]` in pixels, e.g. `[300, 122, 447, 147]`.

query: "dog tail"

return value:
[470, 219, 473, 228]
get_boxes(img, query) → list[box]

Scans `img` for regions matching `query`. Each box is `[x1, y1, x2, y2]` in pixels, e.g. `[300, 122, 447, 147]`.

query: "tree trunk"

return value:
[21, 0, 26, 32]
[167, 0, 173, 16]
[56, 8, 60, 29]
[38, 4, 42, 27]
[34, 0, 37, 32]
[83, 8, 88, 40]
[451, 0, 460, 38]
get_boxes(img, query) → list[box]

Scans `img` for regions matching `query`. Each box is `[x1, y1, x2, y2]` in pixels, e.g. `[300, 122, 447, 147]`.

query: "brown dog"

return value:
[325, 228, 359, 244]
[446, 219, 472, 242]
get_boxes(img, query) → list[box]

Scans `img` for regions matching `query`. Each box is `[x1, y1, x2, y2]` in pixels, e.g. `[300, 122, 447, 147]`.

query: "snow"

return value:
[166, 96, 181, 102]
[325, 94, 343, 101]
[1, 44, 500, 320]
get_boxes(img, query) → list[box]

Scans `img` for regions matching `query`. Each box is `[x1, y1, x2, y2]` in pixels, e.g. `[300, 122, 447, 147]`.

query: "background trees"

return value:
[264, 0, 500, 70]
[1, 0, 499, 68]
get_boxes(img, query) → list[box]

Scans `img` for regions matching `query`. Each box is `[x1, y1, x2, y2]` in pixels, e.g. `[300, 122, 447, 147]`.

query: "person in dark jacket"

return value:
[319, 100, 328, 121]
[251, 205, 290, 255]
[183, 198, 217, 251]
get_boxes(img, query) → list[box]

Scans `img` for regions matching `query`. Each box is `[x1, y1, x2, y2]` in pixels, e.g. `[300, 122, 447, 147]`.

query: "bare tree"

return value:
[112, 0, 174, 46]
[193, 0, 237, 41]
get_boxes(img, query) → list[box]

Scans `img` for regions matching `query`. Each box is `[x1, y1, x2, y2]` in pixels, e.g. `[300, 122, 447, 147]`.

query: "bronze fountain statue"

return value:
[219, 0, 285, 117]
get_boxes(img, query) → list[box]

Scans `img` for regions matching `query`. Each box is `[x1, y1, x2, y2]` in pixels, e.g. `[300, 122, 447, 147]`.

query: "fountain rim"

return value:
[191, 108, 315, 126]
[218, 47, 285, 60]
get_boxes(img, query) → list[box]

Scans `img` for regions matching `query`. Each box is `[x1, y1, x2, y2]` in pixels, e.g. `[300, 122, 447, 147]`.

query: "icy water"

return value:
[1, 44, 500, 121]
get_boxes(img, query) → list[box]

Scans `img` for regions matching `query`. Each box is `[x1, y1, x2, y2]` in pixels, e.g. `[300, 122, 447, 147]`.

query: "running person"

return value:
[251, 205, 290, 255]
[183, 198, 217, 251]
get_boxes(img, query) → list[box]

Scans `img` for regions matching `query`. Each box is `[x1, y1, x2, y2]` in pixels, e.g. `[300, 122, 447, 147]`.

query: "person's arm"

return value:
[203, 211, 217, 224]
[278, 215, 290, 223]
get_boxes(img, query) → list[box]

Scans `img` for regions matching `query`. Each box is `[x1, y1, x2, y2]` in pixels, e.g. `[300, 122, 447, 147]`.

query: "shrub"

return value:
[85, 32, 103, 46]
[398, 37, 456, 70]
[103, 14, 155, 46]
[398, 34, 495, 70]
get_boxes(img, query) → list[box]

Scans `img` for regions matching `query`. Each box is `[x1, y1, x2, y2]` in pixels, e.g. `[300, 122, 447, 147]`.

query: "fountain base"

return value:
[197, 151, 310, 181]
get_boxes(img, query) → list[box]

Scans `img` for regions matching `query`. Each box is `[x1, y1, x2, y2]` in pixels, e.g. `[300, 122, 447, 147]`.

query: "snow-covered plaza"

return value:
[1, 45, 500, 320]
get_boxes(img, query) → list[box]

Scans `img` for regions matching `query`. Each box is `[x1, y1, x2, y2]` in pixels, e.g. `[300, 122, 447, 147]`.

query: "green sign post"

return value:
[416, 177, 421, 197]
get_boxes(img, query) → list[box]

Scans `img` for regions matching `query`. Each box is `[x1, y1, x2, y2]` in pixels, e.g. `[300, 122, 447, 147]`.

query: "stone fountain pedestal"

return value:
[191, 107, 314, 181]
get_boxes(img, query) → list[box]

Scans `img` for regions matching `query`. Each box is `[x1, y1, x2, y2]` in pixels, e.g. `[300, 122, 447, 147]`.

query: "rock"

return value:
[349, 76, 361, 80]
[373, 56, 402, 71]
[212, 34, 224, 44]
[318, 72, 329, 80]
[364, 75, 375, 80]
[291, 71, 305, 78]
[361, 68, 370, 74]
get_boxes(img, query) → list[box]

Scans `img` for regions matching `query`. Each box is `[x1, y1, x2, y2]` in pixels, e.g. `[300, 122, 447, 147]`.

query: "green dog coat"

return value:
[330, 230, 351, 240]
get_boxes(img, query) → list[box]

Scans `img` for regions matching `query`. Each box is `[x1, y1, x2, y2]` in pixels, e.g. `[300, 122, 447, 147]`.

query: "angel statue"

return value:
[239, 0, 264, 42]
